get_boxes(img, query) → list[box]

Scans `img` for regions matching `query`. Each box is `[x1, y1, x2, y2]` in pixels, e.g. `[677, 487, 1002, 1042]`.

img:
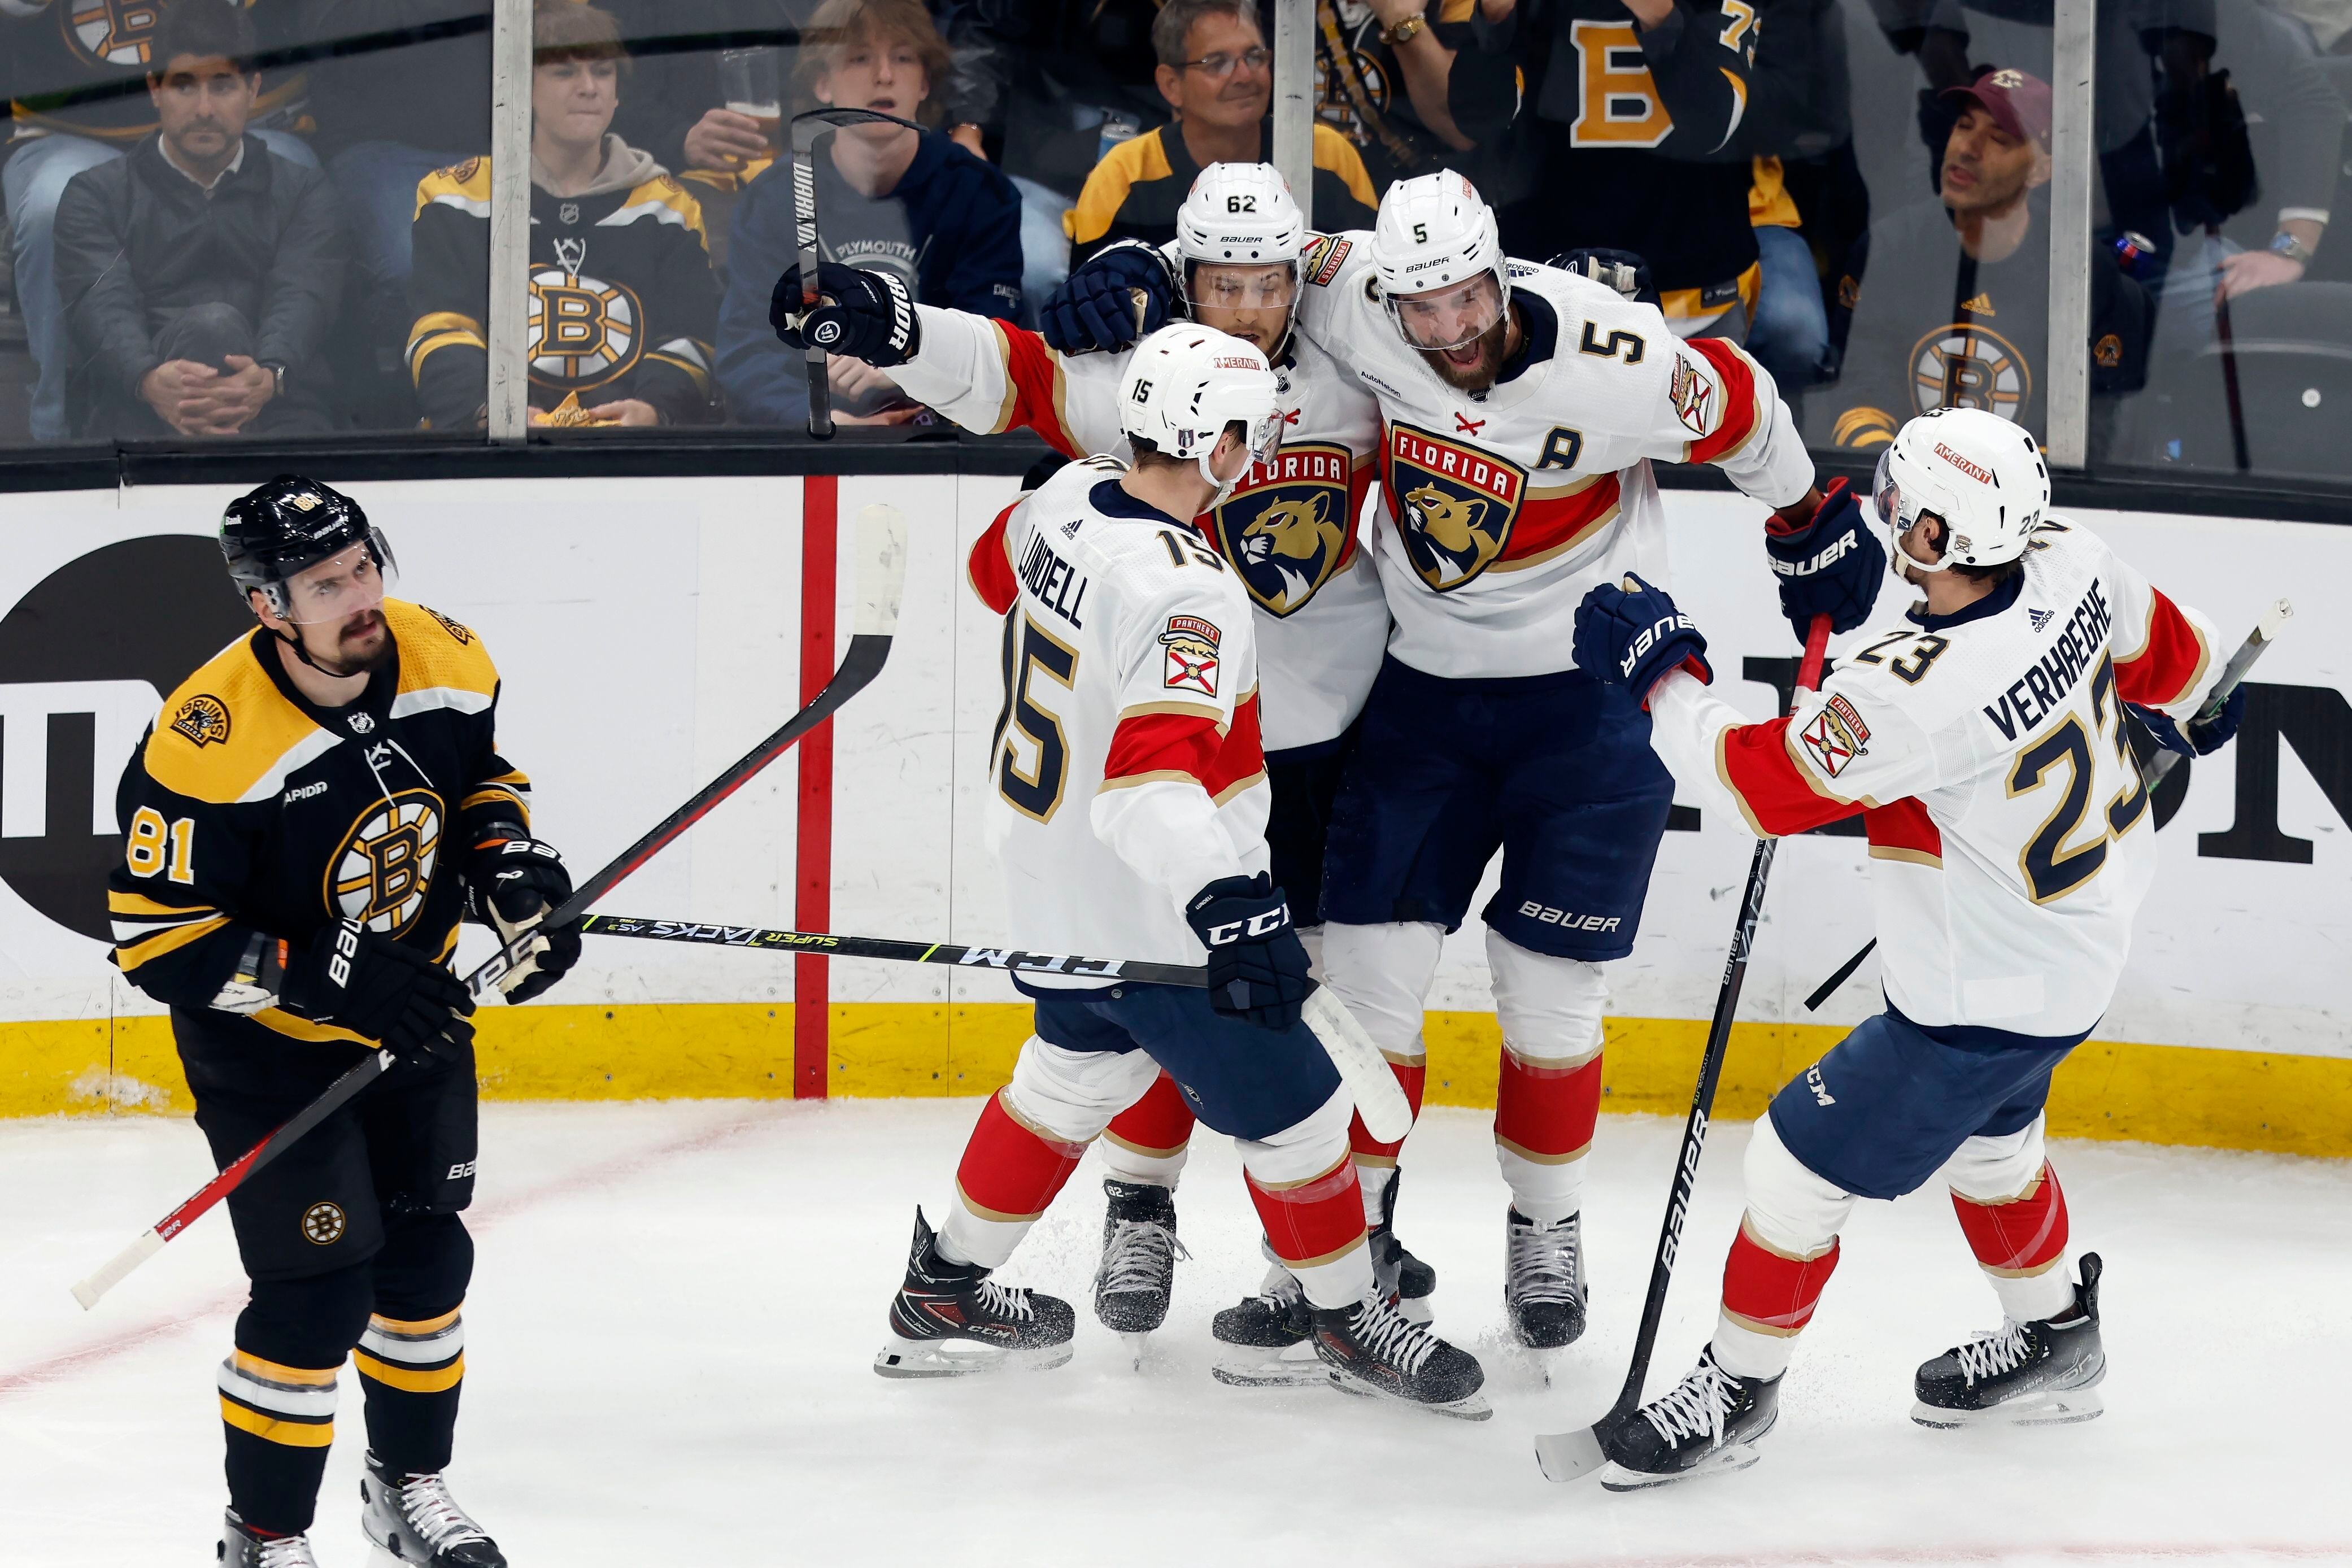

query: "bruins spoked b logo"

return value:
[300, 1201, 346, 1245]
[1210, 442, 1354, 617]
[326, 789, 443, 937]
[1909, 322, 2029, 421]
[1386, 425, 1526, 591]
[527, 266, 644, 389]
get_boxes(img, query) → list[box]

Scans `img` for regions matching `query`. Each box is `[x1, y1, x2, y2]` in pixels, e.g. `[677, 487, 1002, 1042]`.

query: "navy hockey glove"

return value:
[1575, 574, 1712, 705]
[1186, 872, 1314, 1032]
[1040, 241, 1179, 354]
[282, 919, 476, 1059]
[467, 827, 581, 1003]
[1765, 479, 1885, 638]
[770, 262, 921, 367]
[1548, 247, 1661, 308]
[2132, 685, 2246, 757]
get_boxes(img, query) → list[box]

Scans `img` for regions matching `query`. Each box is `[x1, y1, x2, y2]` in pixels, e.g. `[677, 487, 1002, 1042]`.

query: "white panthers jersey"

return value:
[1295, 238, 1815, 679]
[1649, 519, 2225, 1038]
[888, 294, 1388, 752]
[982, 456, 1274, 986]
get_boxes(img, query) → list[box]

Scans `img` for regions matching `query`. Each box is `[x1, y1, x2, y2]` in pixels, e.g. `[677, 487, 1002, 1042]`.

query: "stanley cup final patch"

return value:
[1797, 694, 1871, 778]
[1160, 615, 1222, 697]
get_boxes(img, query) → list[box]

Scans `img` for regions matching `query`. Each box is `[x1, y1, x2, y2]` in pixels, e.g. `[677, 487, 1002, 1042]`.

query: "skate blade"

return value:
[1911, 1386, 2105, 1428]
[1122, 1331, 1153, 1371]
[1210, 1340, 1325, 1388]
[1597, 1443, 1763, 1492]
[1325, 1366, 1494, 1421]
[872, 1333, 1073, 1379]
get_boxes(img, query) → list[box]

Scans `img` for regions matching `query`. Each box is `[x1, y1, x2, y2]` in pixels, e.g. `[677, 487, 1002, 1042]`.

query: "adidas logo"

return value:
[2028, 608, 2053, 631]
[1961, 292, 1996, 316]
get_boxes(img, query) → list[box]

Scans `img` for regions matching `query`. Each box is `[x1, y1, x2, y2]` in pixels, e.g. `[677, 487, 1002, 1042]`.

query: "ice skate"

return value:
[1504, 1208, 1588, 1352]
[874, 1207, 1076, 1378]
[1095, 1179, 1186, 1364]
[1210, 1257, 1323, 1387]
[1913, 1253, 2106, 1428]
[219, 1514, 320, 1567]
[1313, 1286, 1490, 1419]
[1597, 1345, 1780, 1491]
[1369, 1170, 1438, 1323]
[358, 1453, 506, 1566]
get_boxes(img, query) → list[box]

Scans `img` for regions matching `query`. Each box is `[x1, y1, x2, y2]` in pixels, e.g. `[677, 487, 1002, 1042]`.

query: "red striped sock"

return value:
[1952, 1162, 2069, 1276]
[954, 1088, 1087, 1224]
[1721, 1218, 1842, 1338]
[1247, 1157, 1370, 1308]
[1104, 1071, 1196, 1161]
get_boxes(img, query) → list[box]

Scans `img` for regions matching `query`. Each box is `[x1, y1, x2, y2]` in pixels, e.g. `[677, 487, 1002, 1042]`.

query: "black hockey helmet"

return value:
[221, 475, 396, 617]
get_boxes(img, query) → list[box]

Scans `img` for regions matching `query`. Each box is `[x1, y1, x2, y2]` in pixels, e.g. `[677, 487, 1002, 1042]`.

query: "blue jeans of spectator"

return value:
[1010, 175, 1069, 331]
[5, 128, 317, 443]
[329, 141, 473, 301]
[1747, 223, 1830, 394]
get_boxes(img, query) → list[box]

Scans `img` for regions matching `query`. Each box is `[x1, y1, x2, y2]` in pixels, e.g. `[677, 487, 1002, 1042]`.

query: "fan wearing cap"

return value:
[1568, 406, 2244, 1487]
[1820, 67, 2150, 452]
[106, 475, 580, 1567]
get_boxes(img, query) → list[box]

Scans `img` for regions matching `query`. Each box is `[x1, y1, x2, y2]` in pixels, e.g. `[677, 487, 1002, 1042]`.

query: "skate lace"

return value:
[1099, 1219, 1190, 1294]
[973, 1277, 1036, 1321]
[1953, 1320, 2033, 1385]
[1640, 1351, 1739, 1444]
[1508, 1214, 1582, 1305]
[396, 1473, 491, 1549]
[254, 1536, 321, 1568]
[1349, 1295, 1439, 1376]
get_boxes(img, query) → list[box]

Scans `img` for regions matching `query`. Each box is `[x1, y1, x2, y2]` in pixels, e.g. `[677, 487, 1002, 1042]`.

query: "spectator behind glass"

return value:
[49, 1, 345, 441]
[1818, 67, 2149, 451]
[5, 0, 317, 443]
[1064, 0, 1378, 266]
[716, 0, 1026, 425]
[406, 2, 721, 428]
[1309, 0, 1525, 193]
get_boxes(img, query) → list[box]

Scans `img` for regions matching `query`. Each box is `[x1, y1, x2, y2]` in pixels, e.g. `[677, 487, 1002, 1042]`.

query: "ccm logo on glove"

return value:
[1199, 905, 1292, 946]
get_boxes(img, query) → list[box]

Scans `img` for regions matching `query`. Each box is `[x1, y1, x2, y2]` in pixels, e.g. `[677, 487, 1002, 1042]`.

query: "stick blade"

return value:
[1302, 987, 1413, 1143]
[853, 504, 908, 638]
[1534, 1423, 1608, 1483]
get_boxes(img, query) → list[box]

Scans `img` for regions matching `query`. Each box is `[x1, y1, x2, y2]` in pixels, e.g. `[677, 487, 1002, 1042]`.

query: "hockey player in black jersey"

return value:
[108, 476, 581, 1567]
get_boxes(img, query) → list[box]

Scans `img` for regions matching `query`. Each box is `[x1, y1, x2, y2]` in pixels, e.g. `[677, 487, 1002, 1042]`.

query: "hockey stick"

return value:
[573, 915, 1415, 1143]
[790, 107, 925, 440]
[71, 506, 911, 1310]
[1798, 598, 2293, 1015]
[1534, 613, 1830, 1484]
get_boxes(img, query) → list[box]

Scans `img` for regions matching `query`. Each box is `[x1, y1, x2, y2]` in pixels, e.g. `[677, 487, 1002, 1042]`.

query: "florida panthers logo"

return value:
[1909, 322, 2029, 421]
[1386, 425, 1523, 591]
[527, 266, 644, 390]
[325, 789, 442, 937]
[1208, 442, 1355, 617]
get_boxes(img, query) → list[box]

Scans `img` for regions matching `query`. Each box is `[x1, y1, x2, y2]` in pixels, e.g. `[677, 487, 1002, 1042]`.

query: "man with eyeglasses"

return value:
[1064, 0, 1379, 267]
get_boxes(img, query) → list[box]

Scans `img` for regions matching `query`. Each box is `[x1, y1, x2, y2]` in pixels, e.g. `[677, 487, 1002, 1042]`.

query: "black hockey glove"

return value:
[1765, 479, 1886, 638]
[282, 919, 476, 1059]
[1548, 247, 1661, 308]
[1040, 241, 1179, 354]
[1574, 573, 1712, 705]
[466, 827, 581, 1003]
[770, 262, 921, 367]
[1185, 872, 1313, 1032]
[2131, 685, 2245, 757]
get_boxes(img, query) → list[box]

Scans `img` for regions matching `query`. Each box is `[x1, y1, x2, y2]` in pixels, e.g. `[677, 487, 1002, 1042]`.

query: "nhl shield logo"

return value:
[1386, 425, 1525, 592]
[1208, 442, 1354, 617]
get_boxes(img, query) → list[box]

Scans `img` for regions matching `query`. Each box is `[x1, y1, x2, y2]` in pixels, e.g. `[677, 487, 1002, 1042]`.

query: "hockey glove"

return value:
[1185, 872, 1314, 1032]
[769, 262, 921, 367]
[1574, 574, 1712, 707]
[1548, 247, 1661, 308]
[466, 827, 581, 1003]
[1040, 241, 1179, 354]
[1766, 478, 1885, 638]
[2132, 685, 2246, 757]
[282, 919, 476, 1059]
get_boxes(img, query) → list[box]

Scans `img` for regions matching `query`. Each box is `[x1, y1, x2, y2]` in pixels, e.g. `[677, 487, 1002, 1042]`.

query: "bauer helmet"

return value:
[221, 475, 398, 621]
[1174, 164, 1309, 350]
[1118, 324, 1284, 506]
[1368, 169, 1508, 352]
[1872, 407, 2050, 572]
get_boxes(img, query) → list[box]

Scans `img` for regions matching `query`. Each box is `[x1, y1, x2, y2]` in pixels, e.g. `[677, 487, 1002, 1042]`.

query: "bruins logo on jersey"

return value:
[169, 694, 232, 747]
[528, 265, 644, 390]
[1386, 425, 1525, 591]
[1209, 443, 1353, 617]
[1909, 322, 2029, 421]
[326, 789, 443, 937]
[63, 0, 169, 68]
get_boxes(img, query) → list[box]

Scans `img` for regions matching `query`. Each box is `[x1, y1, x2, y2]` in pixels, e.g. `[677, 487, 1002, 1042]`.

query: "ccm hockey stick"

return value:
[71, 506, 910, 1310]
[790, 107, 925, 439]
[1534, 614, 1831, 1485]
[575, 916, 1415, 1143]
[1800, 597, 2293, 1015]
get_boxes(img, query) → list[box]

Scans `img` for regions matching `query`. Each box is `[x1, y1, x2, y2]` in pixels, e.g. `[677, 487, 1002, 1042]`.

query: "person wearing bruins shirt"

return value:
[110, 476, 580, 1568]
[405, 2, 720, 429]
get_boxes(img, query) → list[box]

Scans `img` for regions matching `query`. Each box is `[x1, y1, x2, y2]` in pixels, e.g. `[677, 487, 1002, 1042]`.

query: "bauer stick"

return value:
[1798, 597, 2293, 1015]
[1534, 613, 1830, 1484]
[790, 107, 925, 440]
[573, 915, 1415, 1143]
[71, 506, 911, 1310]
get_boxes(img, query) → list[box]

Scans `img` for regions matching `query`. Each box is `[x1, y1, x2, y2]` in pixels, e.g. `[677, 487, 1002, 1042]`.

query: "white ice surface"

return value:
[3, 1100, 2349, 1567]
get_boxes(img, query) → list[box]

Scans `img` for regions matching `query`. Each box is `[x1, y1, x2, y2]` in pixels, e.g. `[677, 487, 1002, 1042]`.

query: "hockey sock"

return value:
[1492, 1042, 1602, 1225]
[1100, 1070, 1196, 1189]
[356, 1307, 466, 1477]
[1245, 1155, 1372, 1310]
[1713, 1216, 1843, 1380]
[221, 1271, 371, 1535]
[941, 1087, 1088, 1270]
[1952, 1161, 2074, 1322]
[1348, 1057, 1427, 1223]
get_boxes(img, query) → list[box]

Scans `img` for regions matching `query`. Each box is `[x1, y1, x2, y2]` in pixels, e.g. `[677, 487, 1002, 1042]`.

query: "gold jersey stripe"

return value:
[113, 916, 232, 972]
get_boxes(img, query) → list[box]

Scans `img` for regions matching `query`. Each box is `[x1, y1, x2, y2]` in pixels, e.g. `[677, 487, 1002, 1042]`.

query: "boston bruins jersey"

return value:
[986, 458, 1271, 984]
[108, 600, 529, 1051]
[1296, 244, 1812, 679]
[887, 290, 1388, 753]
[407, 155, 720, 430]
[1649, 520, 2224, 1039]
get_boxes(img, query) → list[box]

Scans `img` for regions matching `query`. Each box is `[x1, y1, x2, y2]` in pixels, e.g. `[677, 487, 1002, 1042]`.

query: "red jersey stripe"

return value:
[991, 321, 1083, 456]
[1201, 694, 1266, 799]
[967, 504, 1020, 613]
[1103, 710, 1224, 789]
[1865, 797, 1943, 868]
[1493, 473, 1623, 567]
[1682, 338, 1763, 468]
[2114, 589, 2211, 708]
[1718, 716, 1866, 836]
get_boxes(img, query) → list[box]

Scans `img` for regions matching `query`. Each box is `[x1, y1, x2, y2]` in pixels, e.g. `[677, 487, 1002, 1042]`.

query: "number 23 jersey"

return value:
[987, 459, 1273, 983]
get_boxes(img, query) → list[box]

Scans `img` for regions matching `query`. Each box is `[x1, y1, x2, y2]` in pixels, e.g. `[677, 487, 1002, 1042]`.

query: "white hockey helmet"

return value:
[1368, 169, 1509, 351]
[1175, 163, 1307, 268]
[1872, 407, 2051, 572]
[1118, 324, 1284, 501]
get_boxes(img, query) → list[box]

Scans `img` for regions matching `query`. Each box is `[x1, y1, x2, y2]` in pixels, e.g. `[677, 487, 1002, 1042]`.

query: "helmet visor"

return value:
[278, 538, 397, 625]
[1872, 449, 1910, 529]
[1386, 272, 1503, 352]
[1245, 404, 1285, 465]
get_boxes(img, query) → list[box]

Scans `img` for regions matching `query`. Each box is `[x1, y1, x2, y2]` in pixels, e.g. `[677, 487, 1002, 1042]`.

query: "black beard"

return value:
[1416, 313, 1510, 393]
[282, 617, 391, 680]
